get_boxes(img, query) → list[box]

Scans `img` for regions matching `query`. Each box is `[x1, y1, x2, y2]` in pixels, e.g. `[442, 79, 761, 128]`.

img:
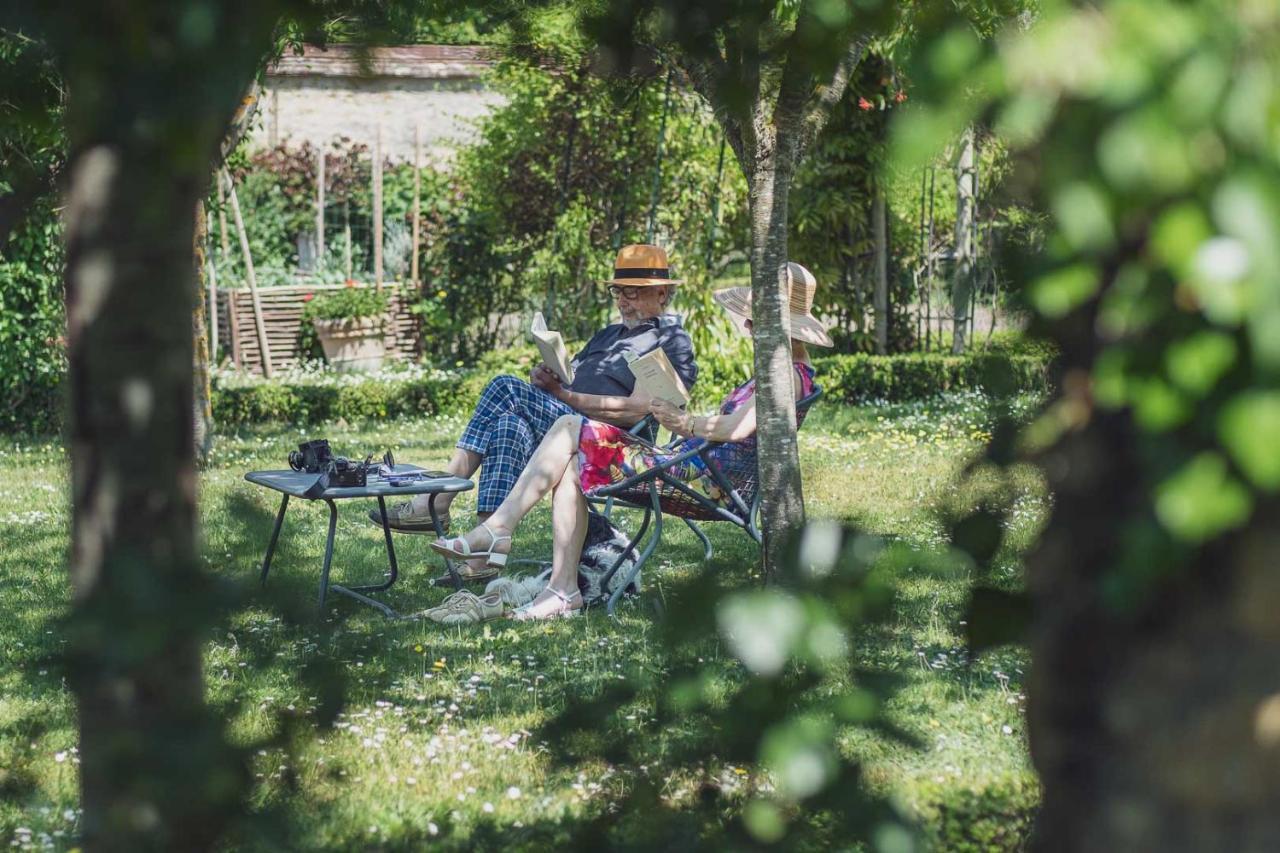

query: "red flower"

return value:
[301, 292, 314, 302]
[894, 91, 907, 103]
[858, 97, 874, 111]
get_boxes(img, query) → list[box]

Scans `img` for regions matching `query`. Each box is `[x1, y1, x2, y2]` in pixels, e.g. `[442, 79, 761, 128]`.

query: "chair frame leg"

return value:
[606, 487, 664, 617]
[684, 518, 713, 560]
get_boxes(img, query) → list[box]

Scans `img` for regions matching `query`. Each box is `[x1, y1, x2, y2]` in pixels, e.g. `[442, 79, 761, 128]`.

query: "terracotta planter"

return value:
[312, 316, 387, 373]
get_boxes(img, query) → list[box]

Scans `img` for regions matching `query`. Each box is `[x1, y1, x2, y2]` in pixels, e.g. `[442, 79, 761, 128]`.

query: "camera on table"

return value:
[288, 439, 371, 488]
[329, 455, 369, 488]
[288, 439, 334, 474]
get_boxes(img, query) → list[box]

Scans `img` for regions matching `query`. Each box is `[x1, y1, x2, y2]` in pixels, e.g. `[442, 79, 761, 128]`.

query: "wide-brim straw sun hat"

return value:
[713, 262, 835, 348]
[602, 243, 684, 287]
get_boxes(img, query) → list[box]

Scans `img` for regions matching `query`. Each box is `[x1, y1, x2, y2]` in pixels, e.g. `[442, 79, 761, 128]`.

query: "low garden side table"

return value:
[244, 465, 473, 617]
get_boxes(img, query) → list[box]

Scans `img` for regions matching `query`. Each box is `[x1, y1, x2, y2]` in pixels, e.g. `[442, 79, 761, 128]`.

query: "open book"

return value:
[530, 312, 575, 385]
[625, 347, 690, 408]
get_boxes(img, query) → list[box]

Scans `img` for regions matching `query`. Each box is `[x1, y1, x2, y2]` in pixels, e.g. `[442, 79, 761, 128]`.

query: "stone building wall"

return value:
[248, 45, 504, 165]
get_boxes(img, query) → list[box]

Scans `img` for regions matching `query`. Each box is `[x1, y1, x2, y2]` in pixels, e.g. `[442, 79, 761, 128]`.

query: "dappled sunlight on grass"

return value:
[0, 392, 1047, 848]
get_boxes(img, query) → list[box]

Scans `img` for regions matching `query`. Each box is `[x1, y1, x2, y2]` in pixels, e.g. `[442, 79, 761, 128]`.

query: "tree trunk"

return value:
[748, 126, 806, 582]
[1026, 306, 1280, 850]
[48, 9, 276, 848]
[951, 126, 976, 354]
[872, 184, 889, 354]
[193, 202, 214, 466]
[64, 132, 246, 852]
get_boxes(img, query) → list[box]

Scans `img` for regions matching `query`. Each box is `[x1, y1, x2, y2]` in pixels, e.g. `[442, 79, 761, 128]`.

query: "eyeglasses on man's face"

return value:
[607, 285, 645, 300]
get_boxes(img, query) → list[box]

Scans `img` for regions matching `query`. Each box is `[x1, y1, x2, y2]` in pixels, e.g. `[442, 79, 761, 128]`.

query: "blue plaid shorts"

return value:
[457, 375, 576, 512]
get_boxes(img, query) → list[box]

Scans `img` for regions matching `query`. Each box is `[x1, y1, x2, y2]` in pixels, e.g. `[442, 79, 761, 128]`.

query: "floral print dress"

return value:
[577, 362, 817, 512]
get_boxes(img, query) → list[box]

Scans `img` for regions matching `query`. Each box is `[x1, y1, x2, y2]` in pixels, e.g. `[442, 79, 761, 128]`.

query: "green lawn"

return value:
[0, 394, 1045, 851]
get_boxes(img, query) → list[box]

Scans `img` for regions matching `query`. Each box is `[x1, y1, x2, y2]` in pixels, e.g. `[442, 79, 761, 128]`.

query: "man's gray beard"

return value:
[621, 312, 658, 330]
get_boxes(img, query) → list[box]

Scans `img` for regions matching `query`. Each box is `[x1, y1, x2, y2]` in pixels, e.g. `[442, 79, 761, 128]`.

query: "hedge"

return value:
[813, 352, 1052, 403]
[210, 349, 1054, 429]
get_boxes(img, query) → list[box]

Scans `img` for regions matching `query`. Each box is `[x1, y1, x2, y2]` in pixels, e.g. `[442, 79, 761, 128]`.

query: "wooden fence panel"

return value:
[216, 282, 420, 375]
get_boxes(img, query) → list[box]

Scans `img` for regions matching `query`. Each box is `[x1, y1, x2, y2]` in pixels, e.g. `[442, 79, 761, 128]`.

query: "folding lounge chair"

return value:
[593, 417, 714, 562]
[589, 387, 823, 615]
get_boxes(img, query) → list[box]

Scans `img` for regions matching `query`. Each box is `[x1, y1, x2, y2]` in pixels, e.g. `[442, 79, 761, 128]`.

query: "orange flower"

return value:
[344, 278, 357, 288]
[858, 97, 874, 111]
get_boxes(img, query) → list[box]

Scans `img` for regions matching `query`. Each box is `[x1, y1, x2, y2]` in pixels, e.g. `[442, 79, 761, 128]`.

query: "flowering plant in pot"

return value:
[300, 283, 391, 373]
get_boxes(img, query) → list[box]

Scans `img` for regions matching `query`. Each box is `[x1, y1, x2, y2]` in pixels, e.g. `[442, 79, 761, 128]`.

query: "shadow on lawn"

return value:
[533, 522, 925, 850]
[0, 522, 76, 814]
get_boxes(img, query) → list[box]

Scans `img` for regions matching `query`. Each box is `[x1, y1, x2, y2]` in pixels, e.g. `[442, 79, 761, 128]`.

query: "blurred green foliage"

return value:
[0, 200, 65, 434]
[0, 32, 65, 434]
[897, 0, 1280, 573]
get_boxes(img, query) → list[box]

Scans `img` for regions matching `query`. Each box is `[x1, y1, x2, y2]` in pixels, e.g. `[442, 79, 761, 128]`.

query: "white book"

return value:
[530, 312, 575, 385]
[625, 347, 689, 408]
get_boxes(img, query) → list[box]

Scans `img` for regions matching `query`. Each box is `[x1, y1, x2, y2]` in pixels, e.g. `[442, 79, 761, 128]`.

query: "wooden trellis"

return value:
[216, 282, 420, 375]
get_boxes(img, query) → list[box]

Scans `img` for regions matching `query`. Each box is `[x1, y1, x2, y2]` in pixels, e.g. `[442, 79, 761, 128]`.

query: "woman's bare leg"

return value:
[515, 458, 588, 617]
[546, 458, 587, 595]
[445, 414, 581, 554]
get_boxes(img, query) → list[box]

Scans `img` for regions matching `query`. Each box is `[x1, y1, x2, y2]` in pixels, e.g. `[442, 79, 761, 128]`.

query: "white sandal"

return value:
[511, 587, 582, 621]
[429, 521, 512, 569]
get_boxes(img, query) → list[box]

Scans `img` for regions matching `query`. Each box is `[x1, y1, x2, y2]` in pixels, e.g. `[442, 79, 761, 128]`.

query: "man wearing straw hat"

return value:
[372, 244, 698, 578]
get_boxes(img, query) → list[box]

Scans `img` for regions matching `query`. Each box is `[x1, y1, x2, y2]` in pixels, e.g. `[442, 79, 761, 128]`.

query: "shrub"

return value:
[0, 200, 66, 434]
[210, 347, 1054, 429]
[916, 779, 1040, 852]
[301, 287, 390, 322]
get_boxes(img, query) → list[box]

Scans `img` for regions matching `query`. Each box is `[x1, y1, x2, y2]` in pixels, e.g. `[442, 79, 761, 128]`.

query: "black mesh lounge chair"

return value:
[589, 387, 823, 615]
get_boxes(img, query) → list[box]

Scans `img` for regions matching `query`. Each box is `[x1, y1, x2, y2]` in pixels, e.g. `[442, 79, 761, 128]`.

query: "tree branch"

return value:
[799, 35, 870, 151]
[670, 40, 754, 183]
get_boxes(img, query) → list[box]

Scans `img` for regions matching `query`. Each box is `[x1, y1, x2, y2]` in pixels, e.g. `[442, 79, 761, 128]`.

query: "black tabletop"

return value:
[245, 464, 474, 500]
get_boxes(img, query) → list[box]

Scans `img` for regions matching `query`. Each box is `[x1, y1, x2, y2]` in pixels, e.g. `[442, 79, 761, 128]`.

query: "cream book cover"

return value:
[625, 347, 689, 407]
[530, 312, 575, 385]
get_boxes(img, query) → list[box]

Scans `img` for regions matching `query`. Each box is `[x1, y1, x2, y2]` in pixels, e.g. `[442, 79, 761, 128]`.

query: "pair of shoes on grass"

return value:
[421, 590, 505, 625]
[420, 585, 583, 625]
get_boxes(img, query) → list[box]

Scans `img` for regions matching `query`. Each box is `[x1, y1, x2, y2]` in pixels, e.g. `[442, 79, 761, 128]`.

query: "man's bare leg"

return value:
[409, 446, 481, 519]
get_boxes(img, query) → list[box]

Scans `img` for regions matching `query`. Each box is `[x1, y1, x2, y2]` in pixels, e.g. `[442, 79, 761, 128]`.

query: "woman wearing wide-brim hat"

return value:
[429, 261, 832, 621]
[711, 260, 835, 349]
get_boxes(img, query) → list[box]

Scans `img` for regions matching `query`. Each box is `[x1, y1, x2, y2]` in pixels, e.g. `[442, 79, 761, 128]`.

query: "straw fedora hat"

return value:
[713, 262, 834, 348]
[604, 244, 684, 287]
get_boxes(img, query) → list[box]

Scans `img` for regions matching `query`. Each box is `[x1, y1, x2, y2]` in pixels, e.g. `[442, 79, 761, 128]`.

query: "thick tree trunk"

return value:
[951, 126, 976, 354]
[872, 184, 889, 354]
[747, 127, 806, 582]
[48, 9, 276, 848]
[65, 132, 244, 851]
[1027, 306, 1280, 850]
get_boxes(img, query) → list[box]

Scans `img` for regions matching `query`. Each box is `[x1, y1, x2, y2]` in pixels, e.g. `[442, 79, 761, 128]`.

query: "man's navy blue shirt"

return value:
[567, 314, 698, 398]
